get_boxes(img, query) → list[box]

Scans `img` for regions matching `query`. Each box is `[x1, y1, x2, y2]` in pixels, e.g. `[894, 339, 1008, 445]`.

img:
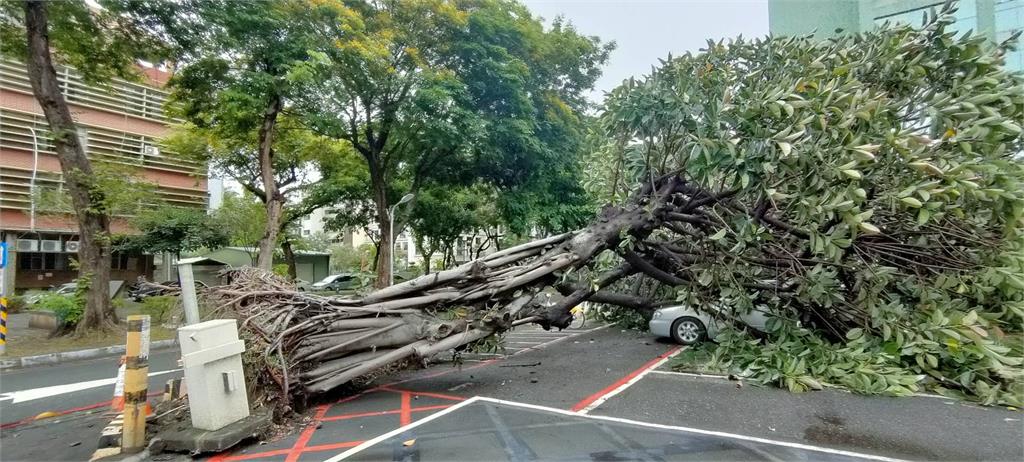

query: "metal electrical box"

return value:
[178, 319, 250, 431]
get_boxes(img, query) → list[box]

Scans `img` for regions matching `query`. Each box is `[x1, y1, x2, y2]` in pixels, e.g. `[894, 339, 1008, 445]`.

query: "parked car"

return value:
[129, 280, 208, 301]
[25, 282, 78, 304]
[649, 305, 769, 345]
[311, 274, 359, 292]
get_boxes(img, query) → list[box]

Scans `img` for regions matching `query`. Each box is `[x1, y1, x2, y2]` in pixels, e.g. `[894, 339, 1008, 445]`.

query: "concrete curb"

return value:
[0, 339, 178, 370]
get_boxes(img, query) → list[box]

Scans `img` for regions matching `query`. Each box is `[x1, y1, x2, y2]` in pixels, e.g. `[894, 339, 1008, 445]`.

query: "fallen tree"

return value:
[207, 3, 1023, 410]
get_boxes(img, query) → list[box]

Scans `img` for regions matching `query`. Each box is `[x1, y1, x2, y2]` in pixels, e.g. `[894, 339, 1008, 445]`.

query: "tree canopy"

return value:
[290, 0, 612, 286]
[166, 0, 363, 270]
[123, 206, 228, 257]
[593, 7, 1024, 404]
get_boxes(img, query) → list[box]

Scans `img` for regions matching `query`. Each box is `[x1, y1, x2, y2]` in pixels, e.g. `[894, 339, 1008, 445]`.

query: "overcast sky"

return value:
[520, 0, 769, 100]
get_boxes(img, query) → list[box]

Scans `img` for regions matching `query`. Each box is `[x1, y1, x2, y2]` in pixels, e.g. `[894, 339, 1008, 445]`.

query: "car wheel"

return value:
[670, 317, 707, 345]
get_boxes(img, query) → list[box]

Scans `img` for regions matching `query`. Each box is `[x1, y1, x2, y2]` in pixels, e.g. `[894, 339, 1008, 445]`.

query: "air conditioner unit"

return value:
[16, 239, 39, 252]
[40, 240, 62, 252]
[143, 145, 160, 157]
[65, 241, 81, 253]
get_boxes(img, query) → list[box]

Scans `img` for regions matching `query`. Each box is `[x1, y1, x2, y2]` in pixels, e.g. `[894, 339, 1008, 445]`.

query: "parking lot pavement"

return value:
[206, 325, 672, 461]
[456, 323, 598, 361]
[587, 368, 1024, 461]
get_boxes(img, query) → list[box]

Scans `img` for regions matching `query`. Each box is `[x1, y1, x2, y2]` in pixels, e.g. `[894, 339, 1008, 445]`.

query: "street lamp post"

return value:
[388, 193, 415, 286]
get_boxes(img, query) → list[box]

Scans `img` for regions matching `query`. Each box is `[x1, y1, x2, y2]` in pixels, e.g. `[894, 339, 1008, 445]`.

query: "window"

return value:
[303, 229, 311, 236]
[18, 252, 68, 271]
[111, 253, 131, 270]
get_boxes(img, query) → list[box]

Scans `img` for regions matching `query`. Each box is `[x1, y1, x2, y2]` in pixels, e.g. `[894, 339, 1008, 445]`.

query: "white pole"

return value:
[178, 263, 200, 325]
[388, 206, 396, 286]
[28, 128, 39, 232]
[387, 194, 414, 287]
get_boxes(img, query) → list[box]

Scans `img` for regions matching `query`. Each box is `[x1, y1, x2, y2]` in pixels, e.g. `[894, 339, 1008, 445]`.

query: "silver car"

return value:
[649, 305, 769, 345]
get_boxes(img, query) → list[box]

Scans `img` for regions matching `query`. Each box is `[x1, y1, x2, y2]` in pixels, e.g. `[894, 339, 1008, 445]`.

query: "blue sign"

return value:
[0, 241, 6, 269]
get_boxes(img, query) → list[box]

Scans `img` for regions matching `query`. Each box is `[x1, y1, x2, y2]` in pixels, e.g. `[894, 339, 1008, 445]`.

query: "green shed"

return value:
[199, 247, 331, 283]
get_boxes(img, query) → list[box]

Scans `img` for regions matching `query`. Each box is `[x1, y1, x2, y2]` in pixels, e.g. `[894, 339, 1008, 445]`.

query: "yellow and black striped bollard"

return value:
[0, 296, 7, 356]
[122, 315, 150, 453]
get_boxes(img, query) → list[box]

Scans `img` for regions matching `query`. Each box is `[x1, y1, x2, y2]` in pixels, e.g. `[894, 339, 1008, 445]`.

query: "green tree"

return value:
[0, 0, 185, 332]
[293, 0, 612, 287]
[122, 206, 228, 258]
[213, 191, 267, 265]
[595, 7, 1024, 404]
[409, 185, 484, 273]
[166, 0, 361, 270]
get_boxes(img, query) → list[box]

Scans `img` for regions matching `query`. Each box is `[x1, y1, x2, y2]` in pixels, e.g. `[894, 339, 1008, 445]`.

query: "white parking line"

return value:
[0, 368, 181, 404]
[326, 396, 907, 462]
[648, 369, 728, 379]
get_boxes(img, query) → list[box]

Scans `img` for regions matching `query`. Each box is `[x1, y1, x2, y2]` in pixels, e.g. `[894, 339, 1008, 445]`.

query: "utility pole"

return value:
[388, 193, 414, 286]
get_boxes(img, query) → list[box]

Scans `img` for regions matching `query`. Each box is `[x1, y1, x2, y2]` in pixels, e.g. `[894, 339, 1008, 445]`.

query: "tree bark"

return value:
[256, 94, 284, 270]
[421, 248, 434, 274]
[282, 239, 297, 280]
[369, 161, 392, 288]
[23, 0, 116, 332]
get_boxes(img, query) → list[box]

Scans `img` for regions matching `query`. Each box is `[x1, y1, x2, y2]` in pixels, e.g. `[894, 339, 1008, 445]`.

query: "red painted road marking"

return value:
[303, 440, 365, 452]
[570, 346, 682, 412]
[213, 327, 605, 460]
[209, 448, 290, 462]
[399, 392, 412, 426]
[377, 386, 466, 402]
[284, 404, 330, 462]
[321, 404, 452, 422]
[0, 390, 163, 430]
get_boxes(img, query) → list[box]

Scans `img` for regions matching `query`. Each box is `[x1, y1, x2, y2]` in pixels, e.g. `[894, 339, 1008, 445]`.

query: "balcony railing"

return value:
[0, 60, 177, 124]
[0, 109, 202, 175]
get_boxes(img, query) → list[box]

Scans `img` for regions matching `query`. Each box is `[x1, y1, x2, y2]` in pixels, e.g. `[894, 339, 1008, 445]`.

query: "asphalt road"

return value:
[593, 370, 1024, 461]
[0, 348, 183, 424]
[2, 327, 1022, 462]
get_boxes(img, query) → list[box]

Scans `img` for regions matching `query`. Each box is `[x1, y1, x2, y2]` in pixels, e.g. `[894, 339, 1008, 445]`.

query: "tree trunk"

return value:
[422, 249, 433, 274]
[282, 239, 297, 280]
[23, 0, 116, 332]
[256, 94, 284, 270]
[209, 175, 712, 403]
[369, 162, 392, 288]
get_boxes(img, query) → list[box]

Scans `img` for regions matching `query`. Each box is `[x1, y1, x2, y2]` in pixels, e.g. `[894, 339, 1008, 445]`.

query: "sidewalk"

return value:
[0, 312, 177, 369]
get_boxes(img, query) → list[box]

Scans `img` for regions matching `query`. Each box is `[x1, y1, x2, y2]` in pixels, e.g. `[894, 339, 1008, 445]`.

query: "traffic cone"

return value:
[110, 356, 151, 415]
[110, 356, 127, 412]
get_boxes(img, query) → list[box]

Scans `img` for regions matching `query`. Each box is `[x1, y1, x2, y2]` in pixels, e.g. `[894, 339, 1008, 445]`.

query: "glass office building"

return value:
[769, 0, 1024, 71]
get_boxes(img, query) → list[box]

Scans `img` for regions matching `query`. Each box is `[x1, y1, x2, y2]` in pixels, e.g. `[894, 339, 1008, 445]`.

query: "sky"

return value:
[520, 0, 770, 100]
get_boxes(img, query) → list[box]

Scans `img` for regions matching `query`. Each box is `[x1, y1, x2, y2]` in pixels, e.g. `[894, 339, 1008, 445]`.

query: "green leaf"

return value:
[900, 197, 923, 208]
[776, 141, 792, 156]
[709, 228, 727, 240]
[859, 222, 881, 234]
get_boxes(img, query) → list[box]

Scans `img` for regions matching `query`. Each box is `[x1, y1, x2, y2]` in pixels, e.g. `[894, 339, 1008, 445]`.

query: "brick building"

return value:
[0, 60, 207, 291]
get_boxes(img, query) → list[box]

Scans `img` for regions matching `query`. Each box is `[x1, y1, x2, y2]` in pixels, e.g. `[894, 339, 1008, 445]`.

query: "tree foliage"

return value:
[213, 191, 268, 264]
[166, 0, 362, 269]
[123, 206, 228, 257]
[291, 0, 612, 286]
[595, 6, 1024, 405]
